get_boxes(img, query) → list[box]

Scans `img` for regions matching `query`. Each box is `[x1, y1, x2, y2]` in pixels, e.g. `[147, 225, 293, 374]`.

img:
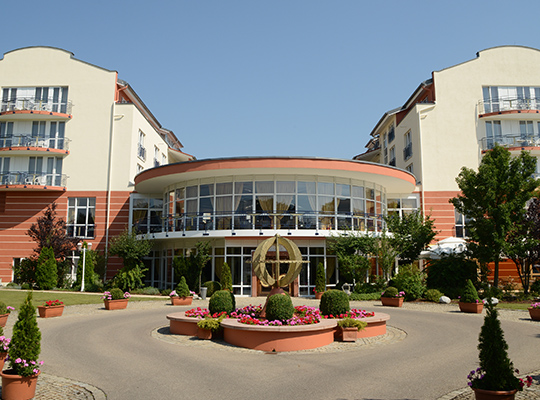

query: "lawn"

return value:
[0, 290, 164, 310]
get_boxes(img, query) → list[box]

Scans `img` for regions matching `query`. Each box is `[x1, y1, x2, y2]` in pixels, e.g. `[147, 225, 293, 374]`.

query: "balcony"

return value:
[138, 144, 146, 161]
[0, 135, 70, 154]
[479, 133, 540, 151]
[0, 171, 67, 189]
[0, 98, 72, 119]
[153, 158, 160, 168]
[478, 97, 540, 116]
[403, 143, 413, 161]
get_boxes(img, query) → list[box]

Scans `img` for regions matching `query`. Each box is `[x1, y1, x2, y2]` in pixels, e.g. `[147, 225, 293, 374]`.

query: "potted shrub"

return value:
[527, 302, 540, 321]
[459, 279, 483, 313]
[196, 315, 226, 340]
[314, 262, 326, 300]
[37, 299, 64, 318]
[170, 276, 193, 306]
[381, 287, 405, 307]
[1, 291, 43, 400]
[102, 288, 130, 310]
[467, 298, 532, 399]
[0, 302, 15, 327]
[336, 318, 367, 342]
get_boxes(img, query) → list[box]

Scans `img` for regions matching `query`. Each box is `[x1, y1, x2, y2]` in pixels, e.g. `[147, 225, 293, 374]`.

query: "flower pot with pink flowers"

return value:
[459, 280, 484, 313]
[102, 288, 130, 310]
[0, 302, 15, 327]
[169, 276, 193, 306]
[380, 287, 405, 307]
[527, 302, 540, 321]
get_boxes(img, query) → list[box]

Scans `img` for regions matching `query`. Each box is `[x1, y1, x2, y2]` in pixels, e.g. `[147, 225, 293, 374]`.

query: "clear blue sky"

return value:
[2, 1, 539, 160]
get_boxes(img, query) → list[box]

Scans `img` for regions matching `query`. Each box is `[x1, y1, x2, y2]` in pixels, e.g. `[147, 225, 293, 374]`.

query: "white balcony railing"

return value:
[0, 135, 70, 150]
[479, 134, 540, 151]
[478, 97, 540, 114]
[0, 171, 67, 187]
[1, 97, 72, 114]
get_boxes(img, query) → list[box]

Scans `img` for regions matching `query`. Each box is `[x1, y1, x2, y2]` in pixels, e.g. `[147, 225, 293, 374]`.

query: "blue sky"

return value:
[2, 1, 539, 160]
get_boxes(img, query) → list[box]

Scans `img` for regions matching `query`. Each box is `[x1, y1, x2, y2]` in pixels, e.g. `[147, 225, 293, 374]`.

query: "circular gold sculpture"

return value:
[251, 234, 306, 288]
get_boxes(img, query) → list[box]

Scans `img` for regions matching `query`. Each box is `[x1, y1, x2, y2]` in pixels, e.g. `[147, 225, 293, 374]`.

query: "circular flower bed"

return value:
[322, 308, 375, 319]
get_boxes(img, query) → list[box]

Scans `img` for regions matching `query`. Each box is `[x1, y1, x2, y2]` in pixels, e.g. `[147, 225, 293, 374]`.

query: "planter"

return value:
[0, 369, 40, 400]
[459, 301, 484, 314]
[381, 297, 404, 307]
[37, 305, 64, 318]
[314, 292, 323, 300]
[336, 326, 357, 342]
[170, 296, 193, 306]
[472, 387, 517, 400]
[103, 299, 129, 310]
[0, 352, 7, 370]
[0, 313, 9, 328]
[197, 327, 212, 340]
[528, 307, 540, 321]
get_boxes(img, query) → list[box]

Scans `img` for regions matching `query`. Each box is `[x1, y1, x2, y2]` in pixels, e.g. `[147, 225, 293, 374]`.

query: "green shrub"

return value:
[531, 279, 540, 295]
[320, 289, 350, 316]
[109, 288, 125, 300]
[131, 286, 160, 295]
[461, 279, 480, 303]
[203, 281, 222, 297]
[381, 286, 398, 298]
[13, 258, 37, 287]
[175, 276, 191, 297]
[197, 315, 225, 333]
[220, 262, 233, 292]
[425, 288, 444, 303]
[337, 317, 367, 330]
[266, 294, 294, 322]
[209, 290, 234, 315]
[349, 292, 381, 301]
[315, 262, 326, 294]
[354, 277, 386, 294]
[36, 247, 57, 290]
[426, 255, 477, 299]
[0, 302, 9, 315]
[393, 264, 426, 301]
[161, 289, 171, 296]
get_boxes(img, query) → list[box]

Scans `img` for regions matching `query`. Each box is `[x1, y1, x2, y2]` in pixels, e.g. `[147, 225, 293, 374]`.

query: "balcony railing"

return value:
[403, 143, 413, 160]
[138, 144, 146, 161]
[1, 97, 72, 114]
[388, 158, 396, 167]
[134, 210, 385, 236]
[478, 97, 540, 114]
[0, 135, 70, 151]
[479, 134, 540, 151]
[0, 171, 67, 187]
[153, 159, 160, 168]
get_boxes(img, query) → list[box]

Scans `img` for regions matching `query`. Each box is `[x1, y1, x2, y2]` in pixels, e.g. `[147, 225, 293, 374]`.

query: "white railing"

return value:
[479, 134, 540, 151]
[1, 97, 72, 114]
[0, 135, 70, 150]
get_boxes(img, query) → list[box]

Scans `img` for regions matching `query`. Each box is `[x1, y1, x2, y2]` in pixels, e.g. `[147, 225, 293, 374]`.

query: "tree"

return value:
[108, 229, 153, 291]
[173, 241, 212, 292]
[220, 262, 233, 292]
[385, 211, 437, 264]
[504, 197, 540, 294]
[26, 202, 78, 259]
[35, 247, 57, 290]
[451, 145, 538, 287]
[372, 230, 399, 280]
[327, 233, 374, 283]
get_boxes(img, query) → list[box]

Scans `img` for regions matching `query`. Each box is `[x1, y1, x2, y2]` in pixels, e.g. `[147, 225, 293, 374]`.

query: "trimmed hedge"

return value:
[319, 289, 350, 316]
[266, 294, 294, 322]
[203, 281, 222, 297]
[208, 290, 234, 315]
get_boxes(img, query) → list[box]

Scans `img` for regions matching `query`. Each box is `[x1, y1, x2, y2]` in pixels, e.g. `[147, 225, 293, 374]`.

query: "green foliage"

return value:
[208, 290, 234, 315]
[130, 286, 161, 295]
[349, 292, 381, 301]
[109, 288, 125, 300]
[0, 302, 8, 315]
[371, 230, 399, 279]
[8, 291, 41, 377]
[266, 293, 294, 322]
[175, 276, 191, 297]
[354, 276, 386, 294]
[202, 281, 222, 297]
[392, 264, 425, 300]
[56, 259, 73, 289]
[424, 289, 444, 303]
[315, 262, 326, 293]
[76, 244, 99, 291]
[531, 279, 540, 295]
[108, 229, 153, 270]
[327, 233, 373, 283]
[461, 279, 480, 303]
[319, 289, 350, 316]
[475, 298, 521, 391]
[173, 242, 212, 292]
[381, 286, 398, 298]
[426, 254, 478, 299]
[112, 264, 147, 292]
[220, 262, 233, 292]
[197, 315, 225, 333]
[35, 247, 57, 290]
[385, 211, 437, 264]
[451, 145, 539, 287]
[337, 318, 367, 330]
[14, 258, 37, 287]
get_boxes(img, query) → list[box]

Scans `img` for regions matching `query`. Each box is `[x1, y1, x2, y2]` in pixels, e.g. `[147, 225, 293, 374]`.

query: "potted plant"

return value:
[467, 298, 532, 399]
[459, 279, 483, 313]
[1, 291, 44, 400]
[336, 318, 367, 342]
[102, 288, 130, 310]
[527, 302, 540, 321]
[381, 287, 405, 307]
[0, 335, 10, 370]
[37, 299, 64, 318]
[170, 276, 193, 306]
[0, 302, 15, 327]
[196, 315, 225, 340]
[314, 262, 326, 300]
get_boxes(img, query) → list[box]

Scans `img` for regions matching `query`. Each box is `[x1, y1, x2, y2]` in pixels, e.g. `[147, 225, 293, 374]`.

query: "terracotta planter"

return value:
[336, 326, 358, 342]
[103, 299, 129, 310]
[0, 369, 40, 400]
[381, 297, 404, 307]
[472, 387, 517, 400]
[170, 296, 193, 306]
[314, 292, 323, 300]
[528, 307, 540, 321]
[0, 352, 7, 370]
[197, 327, 212, 340]
[459, 301, 484, 313]
[37, 305, 64, 318]
[0, 313, 9, 327]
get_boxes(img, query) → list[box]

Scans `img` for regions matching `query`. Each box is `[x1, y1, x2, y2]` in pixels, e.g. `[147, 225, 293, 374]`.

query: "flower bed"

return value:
[322, 308, 375, 319]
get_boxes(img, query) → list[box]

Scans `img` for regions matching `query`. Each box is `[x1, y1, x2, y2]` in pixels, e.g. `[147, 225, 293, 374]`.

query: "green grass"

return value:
[0, 290, 165, 310]
[495, 302, 530, 311]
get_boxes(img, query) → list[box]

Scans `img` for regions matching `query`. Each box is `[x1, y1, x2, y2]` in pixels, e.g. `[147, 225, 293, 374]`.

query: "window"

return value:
[138, 131, 146, 161]
[485, 121, 502, 149]
[382, 133, 388, 164]
[136, 164, 143, 174]
[406, 163, 413, 174]
[388, 124, 395, 143]
[154, 146, 160, 167]
[1, 87, 69, 113]
[67, 198, 96, 238]
[389, 147, 396, 166]
[403, 131, 412, 161]
[387, 196, 419, 219]
[483, 86, 540, 113]
[454, 209, 470, 238]
[131, 197, 163, 234]
[0, 157, 10, 184]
